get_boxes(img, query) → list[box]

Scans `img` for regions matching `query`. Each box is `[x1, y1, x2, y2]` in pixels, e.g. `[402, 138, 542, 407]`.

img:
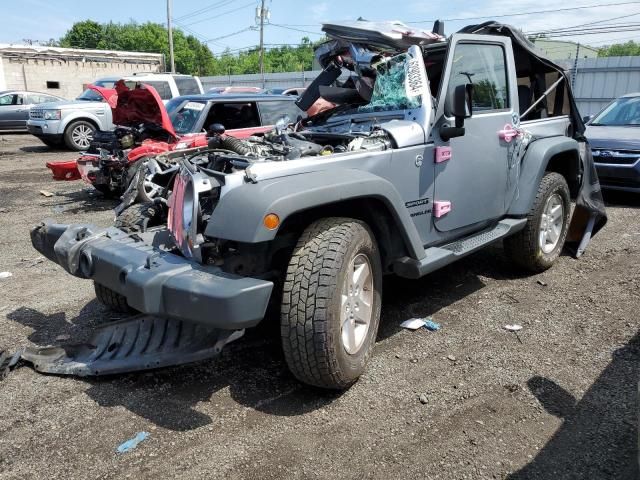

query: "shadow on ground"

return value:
[6, 304, 340, 430]
[20, 145, 56, 153]
[509, 330, 639, 479]
[603, 190, 640, 209]
[6, 245, 541, 431]
[52, 189, 118, 214]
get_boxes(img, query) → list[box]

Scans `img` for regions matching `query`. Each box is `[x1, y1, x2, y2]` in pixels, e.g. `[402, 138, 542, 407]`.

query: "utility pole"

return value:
[167, 0, 175, 73]
[571, 42, 581, 89]
[256, 0, 269, 76]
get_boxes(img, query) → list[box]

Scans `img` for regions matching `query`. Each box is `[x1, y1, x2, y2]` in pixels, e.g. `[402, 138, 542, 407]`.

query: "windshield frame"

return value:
[76, 89, 105, 102]
[166, 98, 207, 134]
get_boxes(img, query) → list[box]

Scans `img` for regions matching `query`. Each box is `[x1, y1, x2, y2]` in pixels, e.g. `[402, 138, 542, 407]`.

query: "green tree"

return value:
[598, 41, 640, 57]
[59, 20, 103, 49]
[58, 20, 322, 76]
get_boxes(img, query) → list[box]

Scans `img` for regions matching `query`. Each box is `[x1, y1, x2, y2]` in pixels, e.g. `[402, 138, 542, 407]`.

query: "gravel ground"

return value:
[0, 133, 638, 480]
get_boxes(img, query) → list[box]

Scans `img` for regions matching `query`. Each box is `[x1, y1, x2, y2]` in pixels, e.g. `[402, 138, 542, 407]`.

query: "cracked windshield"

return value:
[357, 53, 423, 113]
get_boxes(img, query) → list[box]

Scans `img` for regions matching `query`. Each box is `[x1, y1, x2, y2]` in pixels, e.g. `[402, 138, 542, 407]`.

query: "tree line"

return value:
[57, 20, 320, 76]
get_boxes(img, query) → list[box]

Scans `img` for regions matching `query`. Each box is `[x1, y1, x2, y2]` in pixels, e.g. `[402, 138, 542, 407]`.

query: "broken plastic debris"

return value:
[116, 431, 149, 454]
[424, 319, 441, 331]
[401, 317, 440, 331]
[39, 190, 54, 197]
[0, 272, 12, 279]
[504, 324, 523, 332]
[401, 318, 425, 330]
[0, 349, 23, 381]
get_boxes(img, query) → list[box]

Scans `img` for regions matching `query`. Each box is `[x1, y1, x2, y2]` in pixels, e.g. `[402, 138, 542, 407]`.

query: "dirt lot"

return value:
[0, 132, 638, 480]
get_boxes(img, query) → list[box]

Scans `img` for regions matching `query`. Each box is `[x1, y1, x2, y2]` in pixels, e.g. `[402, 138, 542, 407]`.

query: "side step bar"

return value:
[394, 218, 527, 279]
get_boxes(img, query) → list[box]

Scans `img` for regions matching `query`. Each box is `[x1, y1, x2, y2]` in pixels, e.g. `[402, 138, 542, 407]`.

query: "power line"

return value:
[534, 27, 640, 38]
[268, 23, 323, 35]
[204, 26, 254, 44]
[527, 23, 640, 36]
[405, 1, 640, 24]
[174, 0, 236, 22]
[530, 17, 640, 36]
[173, 20, 227, 48]
[180, 2, 255, 27]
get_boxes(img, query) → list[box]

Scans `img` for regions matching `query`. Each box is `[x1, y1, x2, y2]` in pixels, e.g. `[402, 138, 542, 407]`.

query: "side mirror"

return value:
[448, 83, 473, 126]
[441, 84, 473, 141]
[582, 115, 593, 124]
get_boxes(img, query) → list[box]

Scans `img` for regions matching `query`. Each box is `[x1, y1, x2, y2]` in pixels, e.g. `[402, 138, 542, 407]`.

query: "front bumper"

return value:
[27, 119, 63, 137]
[31, 222, 274, 329]
[595, 160, 640, 192]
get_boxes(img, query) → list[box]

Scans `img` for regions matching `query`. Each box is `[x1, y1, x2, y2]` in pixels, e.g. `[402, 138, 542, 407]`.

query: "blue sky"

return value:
[3, 0, 640, 53]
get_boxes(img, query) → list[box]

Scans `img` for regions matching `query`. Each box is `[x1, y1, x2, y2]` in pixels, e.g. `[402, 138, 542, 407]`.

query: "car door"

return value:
[0, 93, 27, 130]
[432, 35, 517, 232]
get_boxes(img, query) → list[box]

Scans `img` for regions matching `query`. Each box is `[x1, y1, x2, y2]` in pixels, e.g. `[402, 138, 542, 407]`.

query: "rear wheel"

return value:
[280, 218, 382, 389]
[504, 172, 571, 272]
[64, 120, 95, 151]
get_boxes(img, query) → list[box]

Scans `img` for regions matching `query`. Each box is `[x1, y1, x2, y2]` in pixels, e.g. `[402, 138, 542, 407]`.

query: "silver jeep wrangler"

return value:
[29, 21, 606, 389]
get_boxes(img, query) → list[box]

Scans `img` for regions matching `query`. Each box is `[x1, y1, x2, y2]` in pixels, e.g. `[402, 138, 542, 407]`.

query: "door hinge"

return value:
[433, 201, 452, 218]
[434, 146, 452, 163]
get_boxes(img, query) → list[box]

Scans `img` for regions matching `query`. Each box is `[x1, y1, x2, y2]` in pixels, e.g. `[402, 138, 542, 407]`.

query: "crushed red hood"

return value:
[88, 80, 177, 139]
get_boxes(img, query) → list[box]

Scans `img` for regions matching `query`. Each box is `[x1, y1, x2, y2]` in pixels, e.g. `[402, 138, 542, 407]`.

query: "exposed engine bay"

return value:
[203, 127, 392, 170]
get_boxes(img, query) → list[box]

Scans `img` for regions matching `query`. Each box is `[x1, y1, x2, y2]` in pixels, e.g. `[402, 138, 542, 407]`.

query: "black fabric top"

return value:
[457, 22, 586, 136]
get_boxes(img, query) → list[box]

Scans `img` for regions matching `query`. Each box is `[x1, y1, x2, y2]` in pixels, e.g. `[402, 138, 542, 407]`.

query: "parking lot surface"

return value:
[0, 133, 638, 479]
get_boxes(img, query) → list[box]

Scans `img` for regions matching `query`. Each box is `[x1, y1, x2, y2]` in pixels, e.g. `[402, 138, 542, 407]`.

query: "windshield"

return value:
[357, 53, 422, 113]
[166, 98, 206, 134]
[94, 79, 116, 88]
[76, 89, 104, 102]
[591, 96, 640, 126]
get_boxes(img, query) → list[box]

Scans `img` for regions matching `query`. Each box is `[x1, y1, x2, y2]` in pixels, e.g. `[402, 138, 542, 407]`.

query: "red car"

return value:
[47, 82, 304, 198]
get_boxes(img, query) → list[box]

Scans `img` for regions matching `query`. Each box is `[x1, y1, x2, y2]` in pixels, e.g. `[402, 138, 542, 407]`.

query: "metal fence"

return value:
[201, 56, 640, 116]
[571, 56, 640, 116]
[201, 71, 322, 91]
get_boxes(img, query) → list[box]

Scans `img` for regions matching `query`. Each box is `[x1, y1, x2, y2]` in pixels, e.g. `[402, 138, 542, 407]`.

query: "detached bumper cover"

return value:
[30, 222, 274, 329]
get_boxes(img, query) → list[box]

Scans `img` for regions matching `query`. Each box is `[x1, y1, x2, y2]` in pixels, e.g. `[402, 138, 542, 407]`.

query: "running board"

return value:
[394, 218, 527, 279]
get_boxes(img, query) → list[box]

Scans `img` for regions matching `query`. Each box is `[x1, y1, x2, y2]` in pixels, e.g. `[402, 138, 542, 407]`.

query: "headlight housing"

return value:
[43, 109, 61, 120]
[168, 168, 214, 261]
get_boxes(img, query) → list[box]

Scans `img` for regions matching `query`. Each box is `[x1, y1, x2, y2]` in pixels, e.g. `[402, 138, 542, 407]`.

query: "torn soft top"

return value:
[322, 20, 444, 51]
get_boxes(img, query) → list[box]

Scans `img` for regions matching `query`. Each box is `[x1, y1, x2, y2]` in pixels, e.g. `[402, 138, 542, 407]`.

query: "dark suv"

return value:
[585, 93, 640, 193]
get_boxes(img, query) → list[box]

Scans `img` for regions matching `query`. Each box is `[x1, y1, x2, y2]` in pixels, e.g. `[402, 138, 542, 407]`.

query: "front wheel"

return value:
[64, 120, 95, 151]
[504, 172, 571, 272]
[280, 218, 382, 389]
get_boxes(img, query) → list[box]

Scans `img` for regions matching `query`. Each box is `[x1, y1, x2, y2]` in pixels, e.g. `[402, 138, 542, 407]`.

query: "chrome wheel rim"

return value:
[143, 174, 162, 199]
[141, 160, 162, 199]
[72, 125, 93, 149]
[340, 253, 374, 355]
[539, 193, 564, 254]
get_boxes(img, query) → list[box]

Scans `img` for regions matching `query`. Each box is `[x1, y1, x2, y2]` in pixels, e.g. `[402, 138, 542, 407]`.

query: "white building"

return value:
[0, 44, 164, 99]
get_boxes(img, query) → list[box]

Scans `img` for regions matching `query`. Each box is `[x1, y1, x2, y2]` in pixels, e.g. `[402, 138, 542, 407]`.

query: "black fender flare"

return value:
[508, 136, 581, 216]
[204, 168, 426, 260]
